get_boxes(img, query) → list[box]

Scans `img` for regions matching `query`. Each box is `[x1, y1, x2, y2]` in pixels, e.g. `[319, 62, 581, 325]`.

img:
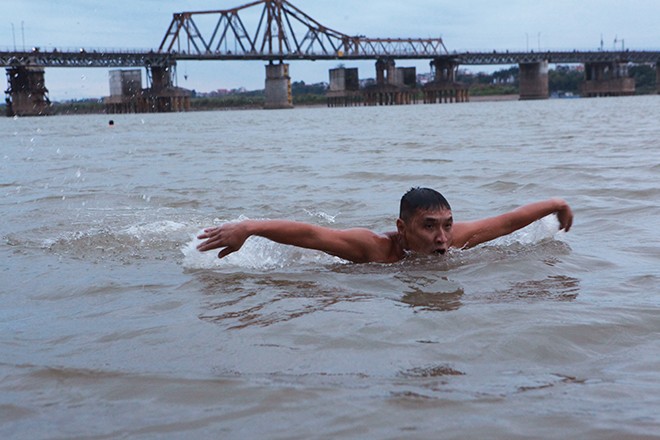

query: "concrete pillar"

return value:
[422, 58, 468, 105]
[582, 62, 635, 97]
[5, 66, 51, 117]
[431, 58, 459, 82]
[375, 59, 397, 85]
[519, 60, 549, 100]
[655, 63, 660, 94]
[326, 67, 362, 107]
[264, 63, 293, 109]
[329, 67, 359, 92]
[150, 65, 173, 92]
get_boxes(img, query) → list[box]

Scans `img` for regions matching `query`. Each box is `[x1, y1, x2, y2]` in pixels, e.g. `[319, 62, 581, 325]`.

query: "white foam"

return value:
[303, 209, 338, 223]
[182, 227, 345, 271]
[123, 220, 187, 238]
[492, 215, 564, 246]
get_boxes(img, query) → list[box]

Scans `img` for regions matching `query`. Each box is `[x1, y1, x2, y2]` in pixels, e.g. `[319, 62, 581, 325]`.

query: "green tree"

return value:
[548, 65, 583, 94]
[629, 64, 656, 94]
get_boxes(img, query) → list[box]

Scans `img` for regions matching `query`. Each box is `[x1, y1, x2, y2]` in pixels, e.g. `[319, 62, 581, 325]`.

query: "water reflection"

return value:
[194, 271, 372, 330]
[399, 365, 466, 378]
[400, 287, 464, 311]
[191, 265, 578, 330]
[396, 273, 464, 311]
[495, 275, 580, 303]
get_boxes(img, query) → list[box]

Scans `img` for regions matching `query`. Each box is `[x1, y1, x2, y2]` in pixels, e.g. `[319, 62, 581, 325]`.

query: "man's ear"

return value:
[396, 218, 406, 235]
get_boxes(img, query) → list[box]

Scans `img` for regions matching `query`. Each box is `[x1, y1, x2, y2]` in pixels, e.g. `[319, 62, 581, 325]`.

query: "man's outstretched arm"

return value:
[196, 219, 393, 263]
[452, 198, 573, 249]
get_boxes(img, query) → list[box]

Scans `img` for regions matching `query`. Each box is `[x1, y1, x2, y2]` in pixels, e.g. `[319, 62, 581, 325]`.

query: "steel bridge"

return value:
[3, 0, 660, 115]
[2, 49, 660, 68]
[3, 48, 660, 68]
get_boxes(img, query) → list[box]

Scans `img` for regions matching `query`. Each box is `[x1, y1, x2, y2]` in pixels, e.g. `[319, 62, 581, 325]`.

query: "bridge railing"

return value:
[0, 48, 174, 68]
[449, 50, 660, 65]
[0, 46, 158, 55]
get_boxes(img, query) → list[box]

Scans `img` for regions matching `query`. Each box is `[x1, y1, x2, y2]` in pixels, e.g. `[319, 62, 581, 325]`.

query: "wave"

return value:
[7, 219, 194, 265]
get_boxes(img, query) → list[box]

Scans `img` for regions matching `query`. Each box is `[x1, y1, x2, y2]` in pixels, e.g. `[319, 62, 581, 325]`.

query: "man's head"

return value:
[399, 187, 451, 222]
[397, 187, 454, 255]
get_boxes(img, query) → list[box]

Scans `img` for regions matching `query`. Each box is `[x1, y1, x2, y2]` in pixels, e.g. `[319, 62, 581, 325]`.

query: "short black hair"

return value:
[399, 187, 451, 222]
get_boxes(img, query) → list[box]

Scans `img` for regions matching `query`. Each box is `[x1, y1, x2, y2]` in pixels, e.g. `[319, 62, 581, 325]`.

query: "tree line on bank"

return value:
[4, 64, 655, 114]
[459, 64, 657, 96]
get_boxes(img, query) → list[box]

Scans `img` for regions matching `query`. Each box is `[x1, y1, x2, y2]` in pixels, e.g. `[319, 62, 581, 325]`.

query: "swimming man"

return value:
[197, 187, 573, 264]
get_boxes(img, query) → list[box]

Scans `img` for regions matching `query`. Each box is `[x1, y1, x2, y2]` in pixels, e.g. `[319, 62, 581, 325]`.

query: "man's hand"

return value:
[196, 222, 250, 259]
[554, 199, 573, 232]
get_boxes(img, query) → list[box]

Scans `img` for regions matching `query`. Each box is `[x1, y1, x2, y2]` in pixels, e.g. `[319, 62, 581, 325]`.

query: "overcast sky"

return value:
[3, 0, 659, 100]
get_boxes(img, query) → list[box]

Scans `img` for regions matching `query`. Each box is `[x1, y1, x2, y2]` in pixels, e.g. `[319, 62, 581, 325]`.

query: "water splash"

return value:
[16, 219, 191, 264]
[182, 216, 344, 271]
[492, 214, 565, 246]
[182, 230, 343, 271]
[303, 209, 338, 223]
[123, 220, 187, 240]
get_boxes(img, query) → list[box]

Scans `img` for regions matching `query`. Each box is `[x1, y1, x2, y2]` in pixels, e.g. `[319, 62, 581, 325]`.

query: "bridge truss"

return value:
[157, 0, 448, 60]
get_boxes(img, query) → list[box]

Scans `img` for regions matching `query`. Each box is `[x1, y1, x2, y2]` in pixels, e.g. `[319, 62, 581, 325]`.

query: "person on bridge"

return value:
[196, 187, 573, 264]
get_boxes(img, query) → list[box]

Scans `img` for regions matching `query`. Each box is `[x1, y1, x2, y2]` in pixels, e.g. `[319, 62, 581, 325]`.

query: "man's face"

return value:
[398, 208, 454, 255]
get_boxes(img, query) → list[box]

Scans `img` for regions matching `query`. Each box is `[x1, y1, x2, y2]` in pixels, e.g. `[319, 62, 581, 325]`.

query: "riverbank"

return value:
[0, 93, 539, 116]
[469, 94, 519, 102]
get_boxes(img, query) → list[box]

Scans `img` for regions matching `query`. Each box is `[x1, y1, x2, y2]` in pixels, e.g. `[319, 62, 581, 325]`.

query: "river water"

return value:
[1, 96, 659, 439]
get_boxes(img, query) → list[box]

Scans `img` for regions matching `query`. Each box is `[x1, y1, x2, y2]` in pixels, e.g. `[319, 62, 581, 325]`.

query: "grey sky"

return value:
[3, 0, 659, 100]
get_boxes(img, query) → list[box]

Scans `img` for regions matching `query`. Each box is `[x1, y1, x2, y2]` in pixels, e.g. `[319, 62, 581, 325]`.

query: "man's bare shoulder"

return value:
[382, 231, 405, 262]
[340, 229, 403, 263]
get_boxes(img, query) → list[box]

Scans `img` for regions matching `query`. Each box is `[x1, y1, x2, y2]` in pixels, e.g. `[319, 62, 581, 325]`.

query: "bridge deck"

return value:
[2, 49, 660, 68]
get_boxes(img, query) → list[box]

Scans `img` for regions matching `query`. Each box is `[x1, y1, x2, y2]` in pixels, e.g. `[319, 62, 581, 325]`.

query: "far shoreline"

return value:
[3, 94, 524, 116]
[468, 94, 519, 102]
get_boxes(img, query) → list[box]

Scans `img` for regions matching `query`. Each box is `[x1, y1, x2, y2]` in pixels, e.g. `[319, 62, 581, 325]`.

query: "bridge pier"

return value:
[264, 63, 293, 109]
[105, 69, 143, 114]
[104, 65, 191, 114]
[422, 58, 469, 104]
[327, 67, 361, 107]
[582, 62, 635, 96]
[4, 66, 51, 117]
[149, 65, 190, 112]
[657, 63, 660, 94]
[150, 66, 173, 91]
[363, 59, 417, 106]
[519, 60, 549, 100]
[581, 62, 635, 97]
